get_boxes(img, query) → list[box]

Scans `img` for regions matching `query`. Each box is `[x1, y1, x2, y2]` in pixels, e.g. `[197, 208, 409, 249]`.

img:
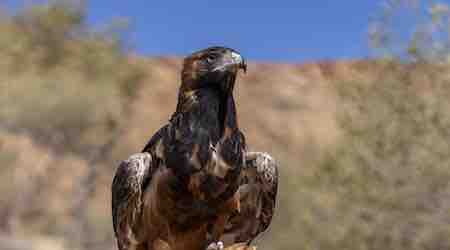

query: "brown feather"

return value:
[221, 152, 279, 246]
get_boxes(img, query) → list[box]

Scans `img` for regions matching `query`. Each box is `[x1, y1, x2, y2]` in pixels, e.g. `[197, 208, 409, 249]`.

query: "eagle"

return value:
[111, 47, 278, 250]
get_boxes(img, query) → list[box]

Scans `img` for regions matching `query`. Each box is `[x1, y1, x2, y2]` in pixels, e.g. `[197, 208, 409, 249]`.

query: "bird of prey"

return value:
[111, 47, 278, 250]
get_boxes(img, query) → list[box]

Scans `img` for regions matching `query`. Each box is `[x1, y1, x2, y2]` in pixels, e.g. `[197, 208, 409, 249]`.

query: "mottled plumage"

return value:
[222, 152, 278, 246]
[112, 153, 154, 249]
[111, 47, 278, 250]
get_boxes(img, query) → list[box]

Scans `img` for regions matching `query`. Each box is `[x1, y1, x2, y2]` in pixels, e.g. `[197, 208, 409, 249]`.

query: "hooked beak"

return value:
[230, 51, 247, 73]
[213, 51, 247, 73]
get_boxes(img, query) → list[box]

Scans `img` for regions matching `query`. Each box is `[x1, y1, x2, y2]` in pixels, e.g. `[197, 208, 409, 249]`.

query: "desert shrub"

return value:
[264, 63, 450, 250]
[0, 141, 17, 231]
[370, 0, 450, 63]
[0, 2, 147, 249]
[269, 44, 450, 250]
[0, 1, 146, 157]
[312, 62, 450, 250]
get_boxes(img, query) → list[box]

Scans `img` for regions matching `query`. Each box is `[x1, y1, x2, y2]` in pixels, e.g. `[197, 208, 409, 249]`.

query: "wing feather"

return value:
[111, 152, 154, 249]
[222, 152, 278, 245]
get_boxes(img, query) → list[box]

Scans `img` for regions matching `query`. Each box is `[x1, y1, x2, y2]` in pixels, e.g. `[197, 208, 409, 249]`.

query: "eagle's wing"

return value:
[111, 152, 154, 250]
[222, 152, 278, 245]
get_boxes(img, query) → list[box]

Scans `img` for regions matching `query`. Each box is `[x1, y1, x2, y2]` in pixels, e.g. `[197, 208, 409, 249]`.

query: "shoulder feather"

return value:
[111, 152, 154, 248]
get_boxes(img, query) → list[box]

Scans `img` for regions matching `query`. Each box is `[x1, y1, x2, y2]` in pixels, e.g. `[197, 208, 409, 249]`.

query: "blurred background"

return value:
[1, 0, 450, 250]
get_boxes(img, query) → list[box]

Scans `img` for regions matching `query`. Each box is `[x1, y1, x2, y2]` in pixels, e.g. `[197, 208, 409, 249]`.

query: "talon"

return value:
[206, 241, 224, 250]
[206, 242, 217, 250]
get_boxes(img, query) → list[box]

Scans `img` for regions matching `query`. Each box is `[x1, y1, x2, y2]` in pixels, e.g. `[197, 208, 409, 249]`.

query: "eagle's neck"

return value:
[172, 83, 238, 141]
[222, 94, 238, 134]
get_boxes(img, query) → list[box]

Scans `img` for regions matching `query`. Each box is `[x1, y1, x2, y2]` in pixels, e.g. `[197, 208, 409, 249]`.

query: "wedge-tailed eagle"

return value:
[111, 47, 278, 250]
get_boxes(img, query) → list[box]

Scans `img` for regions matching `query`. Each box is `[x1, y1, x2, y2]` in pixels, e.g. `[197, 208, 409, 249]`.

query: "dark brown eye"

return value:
[205, 54, 217, 64]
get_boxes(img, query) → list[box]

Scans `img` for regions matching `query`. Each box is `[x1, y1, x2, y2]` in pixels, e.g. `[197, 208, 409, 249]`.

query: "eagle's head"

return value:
[181, 46, 247, 94]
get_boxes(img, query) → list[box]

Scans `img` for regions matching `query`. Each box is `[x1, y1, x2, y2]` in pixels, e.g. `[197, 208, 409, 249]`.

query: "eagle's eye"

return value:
[205, 54, 217, 64]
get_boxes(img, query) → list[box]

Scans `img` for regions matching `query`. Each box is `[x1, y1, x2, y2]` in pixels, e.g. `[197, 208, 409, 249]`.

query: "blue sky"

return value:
[4, 1, 446, 62]
[85, 1, 377, 62]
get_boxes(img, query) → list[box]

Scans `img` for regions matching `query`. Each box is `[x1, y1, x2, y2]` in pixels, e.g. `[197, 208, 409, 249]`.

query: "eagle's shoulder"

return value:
[111, 151, 156, 248]
[222, 151, 279, 245]
[245, 152, 278, 189]
[141, 124, 170, 154]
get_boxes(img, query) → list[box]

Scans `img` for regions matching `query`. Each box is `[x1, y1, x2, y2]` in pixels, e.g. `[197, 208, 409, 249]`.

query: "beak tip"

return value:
[231, 51, 247, 73]
[240, 58, 247, 74]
